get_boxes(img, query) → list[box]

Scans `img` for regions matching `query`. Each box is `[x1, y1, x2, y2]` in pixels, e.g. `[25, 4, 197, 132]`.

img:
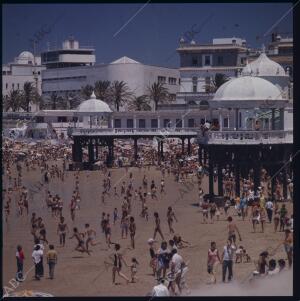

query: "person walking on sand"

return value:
[207, 242, 221, 284]
[109, 244, 130, 285]
[129, 216, 136, 249]
[227, 216, 242, 244]
[153, 212, 165, 240]
[16, 245, 25, 281]
[221, 239, 236, 283]
[57, 216, 69, 247]
[46, 244, 57, 279]
[167, 206, 178, 234]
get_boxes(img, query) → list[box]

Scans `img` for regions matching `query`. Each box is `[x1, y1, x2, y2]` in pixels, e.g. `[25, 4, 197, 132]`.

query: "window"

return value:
[36, 116, 44, 123]
[127, 119, 134, 128]
[12, 83, 15, 89]
[38, 71, 41, 75]
[224, 117, 229, 128]
[178, 79, 181, 85]
[188, 119, 195, 127]
[151, 119, 158, 128]
[204, 55, 211, 66]
[17, 83, 20, 89]
[114, 119, 121, 128]
[239, 112, 242, 128]
[158, 76, 166, 84]
[192, 76, 197, 93]
[168, 77, 176, 85]
[6, 83, 8, 89]
[241, 57, 246, 65]
[2, 71, 6, 75]
[217, 56, 224, 65]
[192, 57, 198, 66]
[176, 119, 182, 128]
[139, 119, 146, 128]
[72, 117, 78, 122]
[58, 117, 67, 122]
[164, 119, 171, 128]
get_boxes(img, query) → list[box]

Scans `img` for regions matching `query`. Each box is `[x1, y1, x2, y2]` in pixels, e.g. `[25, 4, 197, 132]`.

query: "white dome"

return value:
[19, 51, 34, 60]
[77, 92, 112, 113]
[242, 52, 286, 77]
[213, 76, 283, 101]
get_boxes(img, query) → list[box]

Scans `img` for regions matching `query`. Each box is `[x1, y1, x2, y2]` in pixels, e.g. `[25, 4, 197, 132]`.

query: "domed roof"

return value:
[242, 52, 286, 77]
[213, 76, 283, 101]
[77, 92, 112, 113]
[19, 51, 34, 60]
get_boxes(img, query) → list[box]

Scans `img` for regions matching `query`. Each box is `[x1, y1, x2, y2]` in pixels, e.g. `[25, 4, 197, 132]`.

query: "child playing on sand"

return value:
[129, 257, 139, 283]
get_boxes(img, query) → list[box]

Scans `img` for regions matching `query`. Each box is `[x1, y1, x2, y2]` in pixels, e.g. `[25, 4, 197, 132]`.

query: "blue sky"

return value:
[2, 3, 293, 68]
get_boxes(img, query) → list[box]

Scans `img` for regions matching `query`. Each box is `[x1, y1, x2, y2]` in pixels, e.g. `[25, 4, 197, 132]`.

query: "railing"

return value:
[199, 130, 293, 144]
[71, 127, 199, 136]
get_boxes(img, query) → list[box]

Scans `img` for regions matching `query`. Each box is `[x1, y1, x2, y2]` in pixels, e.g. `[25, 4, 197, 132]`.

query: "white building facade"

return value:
[41, 56, 180, 107]
[2, 51, 45, 111]
[175, 37, 248, 105]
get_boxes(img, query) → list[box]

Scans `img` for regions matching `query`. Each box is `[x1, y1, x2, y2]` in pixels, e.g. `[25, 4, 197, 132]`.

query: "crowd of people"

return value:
[2, 136, 293, 296]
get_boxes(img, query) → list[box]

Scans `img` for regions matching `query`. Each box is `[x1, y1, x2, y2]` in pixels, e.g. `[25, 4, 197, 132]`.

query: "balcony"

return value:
[198, 130, 293, 145]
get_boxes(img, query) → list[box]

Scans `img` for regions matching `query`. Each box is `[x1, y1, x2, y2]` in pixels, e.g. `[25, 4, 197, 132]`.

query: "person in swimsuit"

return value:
[84, 223, 100, 251]
[148, 238, 157, 276]
[129, 257, 139, 283]
[153, 212, 165, 240]
[129, 216, 136, 249]
[109, 244, 130, 285]
[274, 229, 293, 268]
[207, 241, 221, 284]
[57, 216, 69, 247]
[69, 227, 90, 255]
[227, 216, 242, 244]
[260, 207, 267, 233]
[251, 205, 260, 233]
[167, 206, 178, 234]
[202, 201, 209, 223]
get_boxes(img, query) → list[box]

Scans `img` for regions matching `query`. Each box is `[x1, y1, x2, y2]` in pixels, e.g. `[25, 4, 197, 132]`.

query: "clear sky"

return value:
[2, 3, 293, 68]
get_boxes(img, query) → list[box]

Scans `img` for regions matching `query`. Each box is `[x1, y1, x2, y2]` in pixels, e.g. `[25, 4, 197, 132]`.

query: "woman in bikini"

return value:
[167, 206, 178, 234]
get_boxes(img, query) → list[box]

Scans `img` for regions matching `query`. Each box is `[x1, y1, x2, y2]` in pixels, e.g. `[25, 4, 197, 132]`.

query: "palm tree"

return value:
[48, 92, 64, 110]
[94, 80, 111, 101]
[205, 73, 229, 93]
[109, 81, 133, 112]
[5, 90, 23, 112]
[128, 95, 151, 111]
[22, 82, 36, 112]
[81, 84, 94, 100]
[147, 82, 169, 111]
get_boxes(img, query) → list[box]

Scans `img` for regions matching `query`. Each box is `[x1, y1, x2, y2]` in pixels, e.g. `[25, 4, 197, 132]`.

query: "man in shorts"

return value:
[227, 216, 242, 244]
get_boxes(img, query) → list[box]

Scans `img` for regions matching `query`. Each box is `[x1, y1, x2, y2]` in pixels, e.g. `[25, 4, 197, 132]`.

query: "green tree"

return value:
[128, 95, 151, 111]
[5, 90, 23, 112]
[94, 80, 111, 101]
[205, 73, 229, 93]
[109, 81, 133, 111]
[147, 82, 169, 111]
[80, 84, 94, 100]
[47, 92, 65, 110]
[22, 82, 40, 112]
